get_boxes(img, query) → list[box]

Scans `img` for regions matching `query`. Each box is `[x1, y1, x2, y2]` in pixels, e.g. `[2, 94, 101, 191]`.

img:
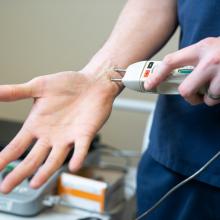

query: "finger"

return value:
[204, 76, 220, 106]
[68, 137, 91, 172]
[0, 140, 50, 193]
[0, 127, 34, 170]
[144, 44, 199, 90]
[0, 82, 33, 101]
[30, 145, 70, 188]
[178, 60, 213, 101]
[182, 94, 204, 106]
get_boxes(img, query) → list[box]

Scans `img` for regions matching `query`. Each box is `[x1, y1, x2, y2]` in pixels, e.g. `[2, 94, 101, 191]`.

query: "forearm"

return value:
[83, 0, 178, 73]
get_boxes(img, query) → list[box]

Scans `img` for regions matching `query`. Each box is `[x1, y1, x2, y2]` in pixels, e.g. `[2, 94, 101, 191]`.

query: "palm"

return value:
[28, 72, 113, 148]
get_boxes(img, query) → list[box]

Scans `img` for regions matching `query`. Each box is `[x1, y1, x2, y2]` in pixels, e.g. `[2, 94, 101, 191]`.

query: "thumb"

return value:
[0, 82, 33, 101]
[144, 44, 199, 90]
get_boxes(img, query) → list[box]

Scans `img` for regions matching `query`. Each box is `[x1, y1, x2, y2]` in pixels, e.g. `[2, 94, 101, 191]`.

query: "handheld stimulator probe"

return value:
[111, 60, 219, 220]
[111, 60, 197, 94]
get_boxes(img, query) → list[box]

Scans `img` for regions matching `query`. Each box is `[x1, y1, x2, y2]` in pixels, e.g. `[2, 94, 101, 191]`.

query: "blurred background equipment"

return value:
[0, 117, 137, 219]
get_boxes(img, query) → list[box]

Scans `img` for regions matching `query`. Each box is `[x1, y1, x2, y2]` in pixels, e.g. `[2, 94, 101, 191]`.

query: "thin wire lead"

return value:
[136, 150, 220, 220]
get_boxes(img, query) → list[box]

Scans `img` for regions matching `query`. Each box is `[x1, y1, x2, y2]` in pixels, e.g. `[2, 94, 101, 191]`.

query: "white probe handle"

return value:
[122, 61, 195, 94]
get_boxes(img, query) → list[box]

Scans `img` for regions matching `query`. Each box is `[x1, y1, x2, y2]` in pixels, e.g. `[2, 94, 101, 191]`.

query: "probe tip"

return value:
[111, 78, 122, 82]
[113, 68, 126, 74]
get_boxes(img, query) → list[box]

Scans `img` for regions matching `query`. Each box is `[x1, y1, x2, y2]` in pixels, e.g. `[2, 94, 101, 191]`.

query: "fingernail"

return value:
[0, 183, 10, 194]
[68, 164, 77, 173]
[30, 177, 42, 189]
[30, 179, 38, 188]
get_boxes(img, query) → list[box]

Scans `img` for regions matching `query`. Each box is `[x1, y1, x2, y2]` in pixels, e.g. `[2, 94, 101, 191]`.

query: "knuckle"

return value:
[21, 126, 34, 139]
[39, 138, 51, 148]
[204, 53, 220, 68]
[8, 86, 17, 100]
[178, 86, 192, 98]
[47, 155, 61, 166]
[7, 143, 23, 156]
[205, 99, 215, 106]
[29, 76, 46, 96]
[206, 54, 220, 66]
[163, 54, 175, 67]
[22, 157, 38, 168]
[198, 37, 216, 49]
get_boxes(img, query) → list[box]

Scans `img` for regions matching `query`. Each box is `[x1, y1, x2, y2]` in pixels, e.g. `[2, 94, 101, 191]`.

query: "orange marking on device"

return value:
[144, 70, 150, 77]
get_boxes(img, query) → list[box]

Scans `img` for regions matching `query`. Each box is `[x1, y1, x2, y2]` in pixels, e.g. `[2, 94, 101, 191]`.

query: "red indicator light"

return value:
[144, 70, 150, 77]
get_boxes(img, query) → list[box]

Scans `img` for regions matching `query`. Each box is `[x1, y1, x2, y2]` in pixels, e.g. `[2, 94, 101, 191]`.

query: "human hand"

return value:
[144, 37, 220, 106]
[0, 69, 122, 193]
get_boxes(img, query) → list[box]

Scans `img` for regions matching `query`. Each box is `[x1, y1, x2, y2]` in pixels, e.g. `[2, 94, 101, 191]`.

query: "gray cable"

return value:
[136, 150, 220, 220]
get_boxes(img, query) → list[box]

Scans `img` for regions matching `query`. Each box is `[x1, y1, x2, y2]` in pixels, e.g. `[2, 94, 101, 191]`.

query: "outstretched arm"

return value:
[0, 0, 177, 193]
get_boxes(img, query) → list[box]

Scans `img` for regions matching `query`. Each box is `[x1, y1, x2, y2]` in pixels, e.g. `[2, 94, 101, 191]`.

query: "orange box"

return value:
[58, 167, 125, 213]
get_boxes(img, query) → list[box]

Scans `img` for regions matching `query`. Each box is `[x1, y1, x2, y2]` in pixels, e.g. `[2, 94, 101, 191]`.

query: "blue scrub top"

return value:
[148, 0, 220, 187]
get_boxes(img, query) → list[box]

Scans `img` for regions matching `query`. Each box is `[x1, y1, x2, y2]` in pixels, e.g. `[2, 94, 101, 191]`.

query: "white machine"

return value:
[0, 162, 66, 217]
[111, 60, 206, 94]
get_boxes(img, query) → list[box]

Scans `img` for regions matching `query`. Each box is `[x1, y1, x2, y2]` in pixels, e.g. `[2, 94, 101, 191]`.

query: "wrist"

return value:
[80, 48, 117, 74]
[88, 67, 124, 98]
[80, 49, 125, 97]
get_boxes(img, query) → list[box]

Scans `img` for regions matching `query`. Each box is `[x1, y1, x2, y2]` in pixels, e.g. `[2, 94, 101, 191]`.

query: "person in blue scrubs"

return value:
[0, 1, 220, 219]
[137, 1, 220, 219]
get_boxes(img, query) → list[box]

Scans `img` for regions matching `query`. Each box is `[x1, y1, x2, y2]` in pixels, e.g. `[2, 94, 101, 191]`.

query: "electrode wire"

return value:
[136, 150, 220, 220]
